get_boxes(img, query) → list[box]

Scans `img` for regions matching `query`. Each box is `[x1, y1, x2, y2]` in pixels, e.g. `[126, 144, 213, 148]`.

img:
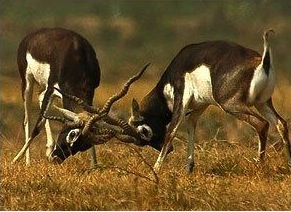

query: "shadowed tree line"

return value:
[1, 1, 291, 81]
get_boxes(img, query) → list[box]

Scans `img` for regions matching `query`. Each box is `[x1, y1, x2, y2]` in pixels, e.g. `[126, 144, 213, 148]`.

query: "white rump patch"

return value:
[248, 64, 275, 104]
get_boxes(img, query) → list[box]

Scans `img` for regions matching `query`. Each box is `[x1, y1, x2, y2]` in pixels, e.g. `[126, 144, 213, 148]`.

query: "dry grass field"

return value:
[1, 1, 291, 211]
[1, 76, 291, 210]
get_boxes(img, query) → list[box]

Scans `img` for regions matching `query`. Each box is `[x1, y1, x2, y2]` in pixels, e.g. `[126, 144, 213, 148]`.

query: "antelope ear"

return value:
[53, 105, 80, 122]
[130, 98, 144, 122]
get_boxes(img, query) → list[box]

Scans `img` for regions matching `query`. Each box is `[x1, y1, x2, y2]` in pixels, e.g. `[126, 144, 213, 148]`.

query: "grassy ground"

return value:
[2, 130, 291, 210]
[1, 76, 291, 210]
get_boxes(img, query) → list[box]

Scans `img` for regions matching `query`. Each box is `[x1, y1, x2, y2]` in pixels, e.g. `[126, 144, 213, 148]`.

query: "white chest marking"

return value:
[163, 83, 175, 111]
[26, 52, 51, 87]
[248, 64, 275, 104]
[163, 65, 215, 112]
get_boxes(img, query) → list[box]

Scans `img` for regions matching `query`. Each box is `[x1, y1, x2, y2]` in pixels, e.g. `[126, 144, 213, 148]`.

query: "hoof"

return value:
[186, 161, 194, 173]
[90, 163, 98, 169]
[48, 155, 63, 164]
[253, 157, 265, 163]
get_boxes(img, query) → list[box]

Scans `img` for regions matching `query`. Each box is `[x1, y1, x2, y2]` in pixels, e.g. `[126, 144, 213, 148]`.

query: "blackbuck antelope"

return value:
[42, 64, 150, 163]
[13, 28, 100, 166]
[129, 30, 291, 172]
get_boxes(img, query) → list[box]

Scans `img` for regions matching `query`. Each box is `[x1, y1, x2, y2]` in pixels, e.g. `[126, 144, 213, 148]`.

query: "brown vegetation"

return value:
[1, 78, 291, 210]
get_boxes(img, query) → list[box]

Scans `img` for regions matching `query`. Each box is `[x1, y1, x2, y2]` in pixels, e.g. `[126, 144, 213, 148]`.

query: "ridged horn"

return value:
[53, 105, 80, 122]
[81, 63, 150, 137]
[53, 87, 100, 114]
[101, 63, 150, 114]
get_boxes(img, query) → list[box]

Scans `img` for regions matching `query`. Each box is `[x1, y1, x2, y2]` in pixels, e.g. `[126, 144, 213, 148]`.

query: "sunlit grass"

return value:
[1, 77, 291, 210]
[2, 131, 291, 210]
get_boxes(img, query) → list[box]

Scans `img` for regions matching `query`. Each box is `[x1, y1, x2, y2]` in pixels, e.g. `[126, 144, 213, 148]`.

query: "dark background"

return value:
[1, 1, 291, 81]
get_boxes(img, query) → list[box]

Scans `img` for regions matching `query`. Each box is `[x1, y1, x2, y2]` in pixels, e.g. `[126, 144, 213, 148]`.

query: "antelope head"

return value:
[45, 64, 151, 164]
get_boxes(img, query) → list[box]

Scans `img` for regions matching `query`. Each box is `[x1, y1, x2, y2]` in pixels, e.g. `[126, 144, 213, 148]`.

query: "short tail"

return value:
[262, 29, 275, 75]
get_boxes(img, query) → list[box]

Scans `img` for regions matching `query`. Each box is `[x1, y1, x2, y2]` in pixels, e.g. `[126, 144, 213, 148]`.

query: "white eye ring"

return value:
[137, 124, 153, 141]
[66, 129, 81, 146]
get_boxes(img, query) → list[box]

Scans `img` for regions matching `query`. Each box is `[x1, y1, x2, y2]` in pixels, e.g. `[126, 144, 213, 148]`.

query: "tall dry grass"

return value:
[1, 76, 291, 210]
[2, 133, 291, 210]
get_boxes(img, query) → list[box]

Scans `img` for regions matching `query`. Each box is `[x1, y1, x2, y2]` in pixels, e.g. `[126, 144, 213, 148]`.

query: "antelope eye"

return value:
[141, 127, 149, 137]
[70, 131, 76, 138]
[66, 129, 81, 145]
[137, 124, 153, 141]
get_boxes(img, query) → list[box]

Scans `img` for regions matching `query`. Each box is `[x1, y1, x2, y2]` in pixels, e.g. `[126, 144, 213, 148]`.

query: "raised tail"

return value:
[262, 29, 275, 75]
